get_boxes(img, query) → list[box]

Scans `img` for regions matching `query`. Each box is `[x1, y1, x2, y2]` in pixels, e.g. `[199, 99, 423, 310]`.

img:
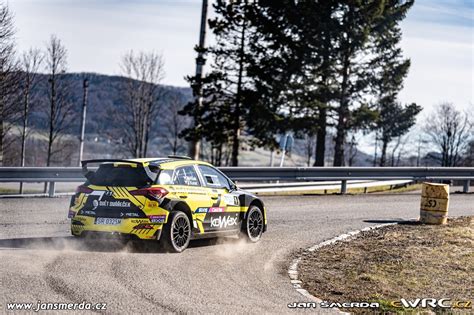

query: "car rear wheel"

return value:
[241, 206, 264, 242]
[161, 211, 191, 253]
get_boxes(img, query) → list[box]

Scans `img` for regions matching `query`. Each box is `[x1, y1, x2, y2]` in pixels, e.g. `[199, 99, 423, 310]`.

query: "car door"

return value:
[196, 165, 241, 232]
[170, 165, 211, 234]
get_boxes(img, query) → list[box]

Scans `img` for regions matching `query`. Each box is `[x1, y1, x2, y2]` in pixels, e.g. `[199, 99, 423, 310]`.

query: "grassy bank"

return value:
[298, 216, 473, 313]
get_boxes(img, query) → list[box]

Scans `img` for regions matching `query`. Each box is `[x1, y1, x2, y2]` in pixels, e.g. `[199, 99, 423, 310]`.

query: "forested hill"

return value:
[27, 72, 192, 136]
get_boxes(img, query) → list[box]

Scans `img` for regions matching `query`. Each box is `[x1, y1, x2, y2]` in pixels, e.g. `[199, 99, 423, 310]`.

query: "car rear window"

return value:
[87, 163, 158, 187]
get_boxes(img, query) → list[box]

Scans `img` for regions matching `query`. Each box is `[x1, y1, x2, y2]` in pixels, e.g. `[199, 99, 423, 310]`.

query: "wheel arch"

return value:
[171, 201, 193, 225]
[247, 198, 266, 232]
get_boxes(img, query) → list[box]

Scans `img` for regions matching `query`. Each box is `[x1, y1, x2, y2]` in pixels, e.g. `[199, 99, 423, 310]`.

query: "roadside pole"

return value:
[279, 135, 288, 167]
[188, 0, 208, 160]
[279, 134, 293, 167]
[78, 78, 89, 166]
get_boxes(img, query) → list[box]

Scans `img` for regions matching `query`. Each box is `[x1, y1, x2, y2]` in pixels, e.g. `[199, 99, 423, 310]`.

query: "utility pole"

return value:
[78, 78, 89, 165]
[19, 77, 30, 194]
[188, 0, 208, 160]
[231, 0, 247, 166]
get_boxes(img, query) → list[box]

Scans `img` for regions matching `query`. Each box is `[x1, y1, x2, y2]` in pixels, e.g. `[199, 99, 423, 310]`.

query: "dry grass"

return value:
[298, 216, 474, 313]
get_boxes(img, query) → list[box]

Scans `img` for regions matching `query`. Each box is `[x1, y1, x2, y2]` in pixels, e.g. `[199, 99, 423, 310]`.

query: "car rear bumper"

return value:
[71, 216, 163, 240]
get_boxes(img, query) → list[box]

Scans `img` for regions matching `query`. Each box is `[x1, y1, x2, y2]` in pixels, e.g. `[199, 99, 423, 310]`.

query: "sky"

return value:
[7, 0, 474, 113]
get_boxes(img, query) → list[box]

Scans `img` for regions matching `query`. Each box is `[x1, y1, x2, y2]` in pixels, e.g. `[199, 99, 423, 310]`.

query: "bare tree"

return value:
[119, 50, 165, 157]
[19, 48, 43, 167]
[462, 106, 474, 166]
[45, 35, 74, 166]
[347, 134, 358, 166]
[389, 134, 410, 166]
[164, 95, 187, 155]
[0, 2, 19, 166]
[424, 103, 472, 167]
[304, 133, 315, 166]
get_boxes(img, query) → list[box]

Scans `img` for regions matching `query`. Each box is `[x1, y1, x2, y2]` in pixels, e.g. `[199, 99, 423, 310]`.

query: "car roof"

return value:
[128, 158, 213, 169]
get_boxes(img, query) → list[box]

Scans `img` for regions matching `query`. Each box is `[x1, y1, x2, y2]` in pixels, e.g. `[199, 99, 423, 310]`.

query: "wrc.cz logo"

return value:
[391, 298, 471, 309]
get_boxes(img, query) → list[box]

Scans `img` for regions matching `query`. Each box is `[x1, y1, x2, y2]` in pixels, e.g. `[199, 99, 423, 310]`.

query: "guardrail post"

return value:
[463, 180, 470, 193]
[340, 180, 347, 194]
[48, 181, 56, 197]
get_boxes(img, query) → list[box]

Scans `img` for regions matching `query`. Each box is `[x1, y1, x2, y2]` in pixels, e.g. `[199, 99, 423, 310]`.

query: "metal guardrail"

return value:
[0, 166, 472, 196]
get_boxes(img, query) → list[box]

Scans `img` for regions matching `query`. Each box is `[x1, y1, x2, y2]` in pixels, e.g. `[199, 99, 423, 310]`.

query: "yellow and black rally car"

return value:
[69, 156, 267, 252]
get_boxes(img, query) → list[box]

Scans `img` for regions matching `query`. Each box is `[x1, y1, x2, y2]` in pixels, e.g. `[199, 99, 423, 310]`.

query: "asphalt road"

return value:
[1, 193, 473, 314]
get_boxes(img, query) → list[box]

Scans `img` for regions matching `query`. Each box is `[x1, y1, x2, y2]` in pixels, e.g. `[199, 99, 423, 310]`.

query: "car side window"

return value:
[157, 170, 173, 185]
[198, 165, 231, 190]
[172, 166, 200, 186]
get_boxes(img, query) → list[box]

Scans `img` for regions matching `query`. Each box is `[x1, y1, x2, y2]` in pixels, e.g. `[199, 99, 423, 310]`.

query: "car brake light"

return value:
[76, 185, 93, 194]
[130, 187, 168, 200]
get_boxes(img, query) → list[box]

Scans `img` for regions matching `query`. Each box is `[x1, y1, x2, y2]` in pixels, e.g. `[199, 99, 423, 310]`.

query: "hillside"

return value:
[6, 72, 374, 167]
[27, 72, 192, 136]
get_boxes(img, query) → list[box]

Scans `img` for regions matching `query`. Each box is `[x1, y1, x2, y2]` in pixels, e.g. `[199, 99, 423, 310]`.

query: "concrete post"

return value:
[48, 181, 56, 197]
[463, 180, 470, 193]
[341, 180, 347, 194]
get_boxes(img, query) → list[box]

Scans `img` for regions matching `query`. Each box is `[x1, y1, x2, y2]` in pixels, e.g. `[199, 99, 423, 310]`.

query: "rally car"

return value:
[69, 156, 267, 252]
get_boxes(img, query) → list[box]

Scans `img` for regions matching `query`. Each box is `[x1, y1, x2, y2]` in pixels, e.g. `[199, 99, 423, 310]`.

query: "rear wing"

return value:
[81, 159, 159, 183]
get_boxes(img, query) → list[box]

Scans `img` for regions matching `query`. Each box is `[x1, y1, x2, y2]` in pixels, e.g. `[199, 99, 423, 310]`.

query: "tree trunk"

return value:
[333, 54, 350, 167]
[0, 95, 4, 166]
[379, 138, 388, 166]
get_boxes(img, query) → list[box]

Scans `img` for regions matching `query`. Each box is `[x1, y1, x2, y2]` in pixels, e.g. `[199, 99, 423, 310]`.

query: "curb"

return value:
[288, 223, 397, 314]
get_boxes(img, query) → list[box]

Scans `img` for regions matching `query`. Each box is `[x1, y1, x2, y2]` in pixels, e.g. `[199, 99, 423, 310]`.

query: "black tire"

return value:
[161, 211, 191, 253]
[241, 206, 264, 243]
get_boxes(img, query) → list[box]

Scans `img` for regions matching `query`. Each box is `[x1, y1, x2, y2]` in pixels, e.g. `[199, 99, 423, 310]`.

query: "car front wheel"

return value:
[242, 206, 264, 242]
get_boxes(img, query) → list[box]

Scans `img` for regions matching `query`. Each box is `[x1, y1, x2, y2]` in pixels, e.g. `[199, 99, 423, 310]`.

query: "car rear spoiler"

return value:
[81, 159, 159, 183]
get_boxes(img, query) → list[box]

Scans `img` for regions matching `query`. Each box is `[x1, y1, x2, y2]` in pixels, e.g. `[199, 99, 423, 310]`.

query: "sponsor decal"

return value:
[195, 207, 225, 213]
[82, 210, 96, 216]
[68, 210, 76, 218]
[209, 207, 224, 213]
[92, 200, 131, 210]
[148, 215, 166, 223]
[147, 200, 159, 208]
[131, 219, 148, 223]
[223, 194, 239, 206]
[210, 214, 238, 228]
[122, 212, 140, 217]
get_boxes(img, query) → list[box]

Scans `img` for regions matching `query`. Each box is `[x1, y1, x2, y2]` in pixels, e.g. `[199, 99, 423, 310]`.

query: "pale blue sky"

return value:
[8, 0, 474, 112]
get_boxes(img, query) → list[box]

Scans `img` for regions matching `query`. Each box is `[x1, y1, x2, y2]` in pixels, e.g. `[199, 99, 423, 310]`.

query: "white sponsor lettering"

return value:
[400, 298, 451, 308]
[210, 215, 238, 228]
[93, 200, 131, 208]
